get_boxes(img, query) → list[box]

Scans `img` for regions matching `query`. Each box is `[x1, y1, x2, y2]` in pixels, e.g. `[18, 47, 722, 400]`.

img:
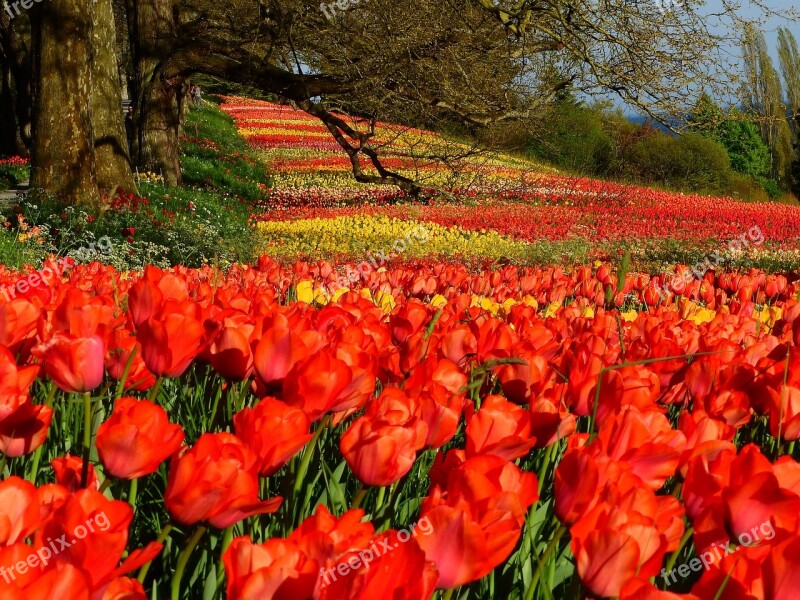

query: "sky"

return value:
[713, 0, 800, 61]
[620, 0, 800, 116]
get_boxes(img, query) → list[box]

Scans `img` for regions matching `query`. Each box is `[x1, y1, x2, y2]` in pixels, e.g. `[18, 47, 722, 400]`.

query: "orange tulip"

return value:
[96, 397, 184, 479]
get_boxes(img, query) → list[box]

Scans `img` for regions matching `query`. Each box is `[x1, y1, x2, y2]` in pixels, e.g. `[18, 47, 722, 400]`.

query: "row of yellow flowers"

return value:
[256, 214, 533, 260]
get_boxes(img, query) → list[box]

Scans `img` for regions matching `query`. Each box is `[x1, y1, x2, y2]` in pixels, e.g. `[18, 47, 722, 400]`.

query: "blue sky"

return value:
[706, 0, 799, 62]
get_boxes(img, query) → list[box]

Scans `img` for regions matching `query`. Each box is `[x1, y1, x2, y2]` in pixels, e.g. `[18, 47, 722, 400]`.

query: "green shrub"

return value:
[626, 131, 733, 194]
[527, 99, 615, 175]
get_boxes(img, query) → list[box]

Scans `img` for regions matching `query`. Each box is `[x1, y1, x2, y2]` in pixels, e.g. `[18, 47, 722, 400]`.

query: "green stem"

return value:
[81, 392, 93, 488]
[137, 522, 175, 583]
[293, 415, 330, 498]
[351, 487, 368, 510]
[374, 485, 387, 512]
[148, 376, 164, 403]
[128, 477, 139, 511]
[216, 526, 235, 586]
[28, 383, 57, 484]
[114, 345, 138, 399]
[236, 380, 250, 412]
[664, 526, 694, 576]
[171, 525, 207, 600]
[441, 589, 455, 600]
[525, 524, 567, 600]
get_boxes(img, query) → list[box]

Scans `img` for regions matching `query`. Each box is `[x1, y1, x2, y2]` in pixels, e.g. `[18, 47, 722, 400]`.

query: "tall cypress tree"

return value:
[742, 25, 794, 189]
[778, 27, 800, 194]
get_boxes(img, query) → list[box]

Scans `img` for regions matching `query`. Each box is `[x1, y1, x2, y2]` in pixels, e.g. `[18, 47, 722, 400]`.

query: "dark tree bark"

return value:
[134, 0, 182, 185]
[0, 14, 33, 156]
[92, 0, 135, 193]
[30, 0, 97, 204]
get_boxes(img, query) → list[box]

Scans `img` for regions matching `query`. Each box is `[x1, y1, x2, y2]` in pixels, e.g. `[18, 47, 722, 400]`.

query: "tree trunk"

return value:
[30, 0, 96, 204]
[0, 60, 20, 156]
[135, 0, 182, 186]
[0, 16, 33, 156]
[92, 0, 135, 193]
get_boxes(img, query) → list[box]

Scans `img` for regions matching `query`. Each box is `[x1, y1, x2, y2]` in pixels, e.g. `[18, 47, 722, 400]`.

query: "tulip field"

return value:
[4, 97, 800, 600]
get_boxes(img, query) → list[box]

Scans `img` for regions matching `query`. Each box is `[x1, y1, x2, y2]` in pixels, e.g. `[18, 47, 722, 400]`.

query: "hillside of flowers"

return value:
[220, 97, 800, 271]
[2, 96, 800, 600]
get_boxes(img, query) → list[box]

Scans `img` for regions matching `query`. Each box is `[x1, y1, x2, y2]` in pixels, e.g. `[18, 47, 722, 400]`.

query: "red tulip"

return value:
[51, 455, 99, 491]
[340, 388, 427, 487]
[0, 476, 40, 545]
[465, 395, 537, 460]
[137, 311, 205, 378]
[233, 397, 313, 476]
[318, 530, 438, 600]
[283, 350, 353, 421]
[96, 397, 184, 479]
[0, 403, 53, 457]
[31, 333, 105, 394]
[165, 432, 282, 528]
[417, 452, 538, 588]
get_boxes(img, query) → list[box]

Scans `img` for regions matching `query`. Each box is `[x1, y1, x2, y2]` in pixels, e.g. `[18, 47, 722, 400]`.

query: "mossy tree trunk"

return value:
[92, 0, 135, 193]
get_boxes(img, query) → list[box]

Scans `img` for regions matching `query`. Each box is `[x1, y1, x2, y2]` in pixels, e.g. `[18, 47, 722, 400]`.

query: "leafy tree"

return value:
[690, 94, 773, 187]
